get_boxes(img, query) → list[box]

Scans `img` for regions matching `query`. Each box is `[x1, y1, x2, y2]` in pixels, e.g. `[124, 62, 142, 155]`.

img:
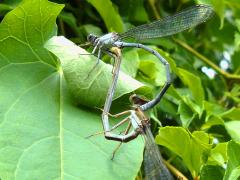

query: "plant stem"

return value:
[58, 18, 65, 36]
[148, 0, 161, 19]
[164, 160, 188, 180]
[173, 38, 240, 80]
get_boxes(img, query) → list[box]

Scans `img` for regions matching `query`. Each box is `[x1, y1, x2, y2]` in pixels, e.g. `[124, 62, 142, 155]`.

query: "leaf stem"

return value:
[147, 0, 161, 19]
[173, 38, 240, 80]
[58, 18, 66, 36]
[164, 160, 188, 180]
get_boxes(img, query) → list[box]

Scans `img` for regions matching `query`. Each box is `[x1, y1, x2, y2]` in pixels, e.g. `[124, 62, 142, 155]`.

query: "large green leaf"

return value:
[0, 1, 144, 179]
[45, 36, 143, 108]
[156, 127, 212, 178]
[204, 101, 225, 120]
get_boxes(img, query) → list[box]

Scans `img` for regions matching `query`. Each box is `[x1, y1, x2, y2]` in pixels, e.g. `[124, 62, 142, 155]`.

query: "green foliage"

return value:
[224, 141, 240, 180]
[86, 0, 124, 32]
[156, 127, 212, 177]
[0, 0, 240, 179]
[200, 165, 225, 180]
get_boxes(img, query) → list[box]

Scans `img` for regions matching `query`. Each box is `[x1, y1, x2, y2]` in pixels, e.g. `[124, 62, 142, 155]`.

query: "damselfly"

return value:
[86, 5, 214, 141]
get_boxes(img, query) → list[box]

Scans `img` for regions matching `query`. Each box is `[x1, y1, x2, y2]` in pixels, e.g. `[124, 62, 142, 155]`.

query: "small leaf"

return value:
[178, 100, 196, 127]
[87, 0, 124, 32]
[166, 85, 182, 101]
[58, 12, 79, 36]
[128, 0, 149, 23]
[225, 121, 240, 142]
[221, 107, 240, 120]
[210, 0, 225, 29]
[121, 49, 139, 77]
[196, 0, 225, 28]
[158, 97, 178, 117]
[228, 166, 240, 180]
[202, 115, 224, 129]
[207, 142, 227, 166]
[225, 83, 240, 103]
[224, 141, 240, 180]
[137, 47, 166, 87]
[234, 32, 240, 51]
[178, 68, 205, 106]
[236, 19, 240, 32]
[156, 48, 179, 75]
[182, 96, 202, 115]
[200, 165, 225, 180]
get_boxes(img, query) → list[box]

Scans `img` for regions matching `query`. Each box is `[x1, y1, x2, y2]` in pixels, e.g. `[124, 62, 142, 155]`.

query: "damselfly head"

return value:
[87, 34, 98, 43]
[130, 94, 149, 106]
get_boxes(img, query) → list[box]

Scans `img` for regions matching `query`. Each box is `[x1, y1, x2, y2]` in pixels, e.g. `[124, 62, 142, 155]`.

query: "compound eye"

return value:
[112, 33, 119, 41]
[87, 34, 96, 42]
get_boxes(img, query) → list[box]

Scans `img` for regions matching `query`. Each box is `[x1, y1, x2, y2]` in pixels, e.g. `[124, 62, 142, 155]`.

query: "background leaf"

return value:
[224, 141, 240, 180]
[225, 121, 240, 142]
[200, 165, 225, 180]
[156, 127, 212, 177]
[86, 0, 124, 32]
[207, 142, 227, 167]
[177, 68, 205, 106]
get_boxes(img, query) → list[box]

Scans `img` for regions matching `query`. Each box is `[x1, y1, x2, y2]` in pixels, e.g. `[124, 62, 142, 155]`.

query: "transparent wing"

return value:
[143, 126, 173, 180]
[120, 5, 214, 40]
